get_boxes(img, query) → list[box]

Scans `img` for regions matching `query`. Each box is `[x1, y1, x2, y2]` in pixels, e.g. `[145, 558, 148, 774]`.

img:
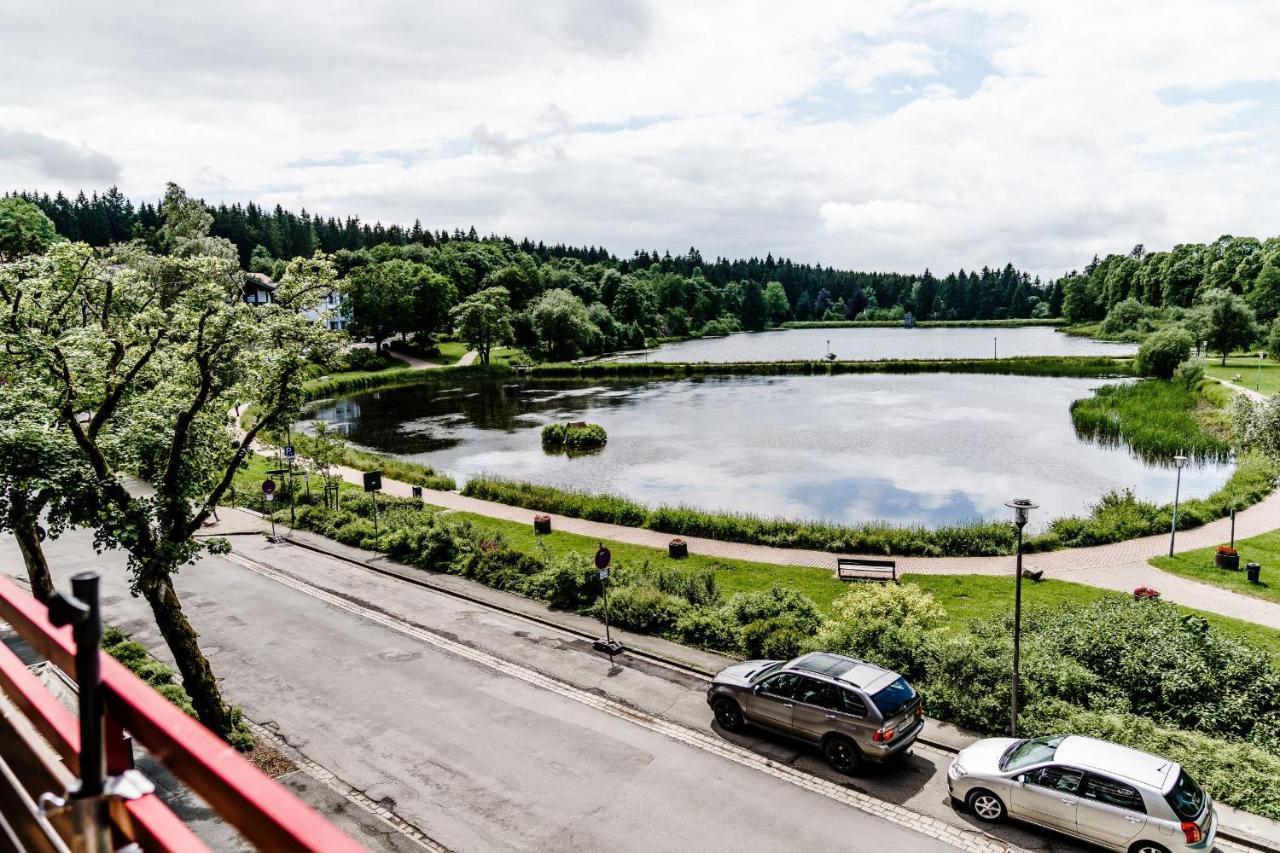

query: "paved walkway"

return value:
[350, 340, 477, 370]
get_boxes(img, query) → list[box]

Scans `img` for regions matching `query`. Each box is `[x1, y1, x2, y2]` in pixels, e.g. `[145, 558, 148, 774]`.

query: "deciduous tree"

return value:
[451, 286, 514, 364]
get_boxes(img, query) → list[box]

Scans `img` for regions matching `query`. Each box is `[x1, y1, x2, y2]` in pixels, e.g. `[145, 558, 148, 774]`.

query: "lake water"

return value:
[612, 326, 1136, 362]
[301, 373, 1230, 529]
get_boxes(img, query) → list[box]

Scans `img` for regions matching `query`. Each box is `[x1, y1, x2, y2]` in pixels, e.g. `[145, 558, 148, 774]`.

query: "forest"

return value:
[8, 186, 1280, 359]
[6, 187, 1055, 354]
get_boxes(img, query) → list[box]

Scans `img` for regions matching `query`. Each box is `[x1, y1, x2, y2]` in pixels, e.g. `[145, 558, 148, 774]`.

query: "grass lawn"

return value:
[421, 341, 523, 366]
[1204, 356, 1279, 395]
[1151, 529, 1280, 606]
[450, 511, 1280, 657]
[302, 354, 411, 390]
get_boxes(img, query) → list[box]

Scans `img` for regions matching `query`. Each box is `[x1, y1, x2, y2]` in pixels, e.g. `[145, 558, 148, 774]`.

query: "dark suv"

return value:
[707, 652, 925, 774]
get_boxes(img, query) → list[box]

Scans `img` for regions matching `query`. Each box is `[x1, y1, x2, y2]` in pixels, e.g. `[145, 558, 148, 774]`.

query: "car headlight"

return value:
[949, 762, 967, 778]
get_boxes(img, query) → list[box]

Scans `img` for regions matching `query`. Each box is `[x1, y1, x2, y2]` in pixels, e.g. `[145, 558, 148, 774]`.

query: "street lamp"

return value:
[1169, 455, 1188, 557]
[1004, 497, 1037, 738]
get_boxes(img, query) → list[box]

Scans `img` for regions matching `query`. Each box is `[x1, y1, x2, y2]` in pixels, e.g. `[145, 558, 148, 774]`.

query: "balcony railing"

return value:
[0, 570, 362, 851]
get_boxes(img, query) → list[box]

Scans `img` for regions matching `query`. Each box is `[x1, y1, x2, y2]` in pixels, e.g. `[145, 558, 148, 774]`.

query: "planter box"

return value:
[533, 514, 552, 535]
[1215, 552, 1240, 571]
[669, 539, 688, 559]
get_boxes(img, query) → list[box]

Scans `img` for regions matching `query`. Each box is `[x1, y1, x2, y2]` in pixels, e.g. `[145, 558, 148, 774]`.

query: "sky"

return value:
[2, 0, 1279, 278]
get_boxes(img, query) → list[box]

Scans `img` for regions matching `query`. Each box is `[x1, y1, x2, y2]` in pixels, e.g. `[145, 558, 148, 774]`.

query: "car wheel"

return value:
[822, 736, 862, 775]
[1129, 844, 1171, 853]
[966, 789, 1006, 823]
[712, 698, 746, 733]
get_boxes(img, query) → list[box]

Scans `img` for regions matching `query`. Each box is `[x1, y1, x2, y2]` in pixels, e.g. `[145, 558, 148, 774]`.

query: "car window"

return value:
[1025, 766, 1083, 793]
[869, 677, 917, 717]
[759, 672, 801, 699]
[1165, 770, 1206, 820]
[1001, 735, 1067, 771]
[1082, 774, 1146, 813]
[750, 661, 788, 683]
[840, 689, 868, 717]
[793, 677, 839, 710]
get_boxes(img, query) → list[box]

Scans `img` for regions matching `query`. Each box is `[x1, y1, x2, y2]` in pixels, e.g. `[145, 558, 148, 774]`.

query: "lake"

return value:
[611, 326, 1136, 362]
[300, 372, 1230, 530]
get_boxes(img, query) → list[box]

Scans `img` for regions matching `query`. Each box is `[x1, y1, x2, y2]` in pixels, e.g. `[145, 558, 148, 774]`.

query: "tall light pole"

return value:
[1005, 498, 1037, 738]
[1169, 454, 1188, 557]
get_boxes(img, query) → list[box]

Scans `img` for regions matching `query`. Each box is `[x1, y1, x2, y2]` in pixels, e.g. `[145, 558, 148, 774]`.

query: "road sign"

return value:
[283, 444, 295, 460]
[594, 545, 611, 570]
[264, 492, 274, 502]
[363, 471, 382, 493]
[261, 479, 276, 495]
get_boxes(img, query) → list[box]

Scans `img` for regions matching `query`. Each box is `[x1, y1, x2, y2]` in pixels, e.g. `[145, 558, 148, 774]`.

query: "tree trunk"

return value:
[14, 521, 55, 604]
[1222, 351, 1228, 366]
[139, 570, 236, 740]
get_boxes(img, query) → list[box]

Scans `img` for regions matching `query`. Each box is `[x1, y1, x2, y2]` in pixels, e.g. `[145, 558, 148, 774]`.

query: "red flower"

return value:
[1217, 545, 1238, 556]
[1133, 586, 1161, 600]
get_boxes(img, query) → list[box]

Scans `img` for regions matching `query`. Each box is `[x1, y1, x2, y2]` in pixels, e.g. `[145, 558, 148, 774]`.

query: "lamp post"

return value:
[1005, 498, 1037, 738]
[1258, 351, 1265, 391]
[1169, 454, 1188, 557]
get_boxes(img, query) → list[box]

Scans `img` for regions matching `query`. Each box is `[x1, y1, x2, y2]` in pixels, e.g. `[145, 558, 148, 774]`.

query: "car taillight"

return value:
[872, 726, 895, 742]
[1180, 821, 1203, 844]
[915, 703, 925, 719]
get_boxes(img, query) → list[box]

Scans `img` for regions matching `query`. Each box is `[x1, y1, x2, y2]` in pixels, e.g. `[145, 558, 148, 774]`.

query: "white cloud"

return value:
[1, 0, 1279, 278]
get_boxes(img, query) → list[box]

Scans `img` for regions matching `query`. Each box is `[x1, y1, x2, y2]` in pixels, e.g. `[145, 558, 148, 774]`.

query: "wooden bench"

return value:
[836, 558, 897, 583]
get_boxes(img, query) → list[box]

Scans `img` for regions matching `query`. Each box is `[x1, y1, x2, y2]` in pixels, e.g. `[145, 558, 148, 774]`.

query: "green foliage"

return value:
[1173, 357, 1205, 390]
[592, 586, 690, 634]
[1069, 379, 1230, 460]
[812, 583, 945, 679]
[0, 196, 59, 259]
[1197, 287, 1260, 365]
[529, 288, 597, 360]
[451, 286, 515, 365]
[462, 476, 648, 525]
[524, 551, 601, 610]
[102, 627, 255, 752]
[1135, 327, 1194, 378]
[535, 355, 1135, 380]
[784, 319, 1067, 329]
[541, 421, 608, 450]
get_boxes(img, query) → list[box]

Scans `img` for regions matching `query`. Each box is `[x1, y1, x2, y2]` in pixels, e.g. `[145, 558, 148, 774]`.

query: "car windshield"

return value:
[869, 677, 916, 717]
[1165, 770, 1206, 820]
[1000, 736, 1067, 771]
[750, 661, 787, 683]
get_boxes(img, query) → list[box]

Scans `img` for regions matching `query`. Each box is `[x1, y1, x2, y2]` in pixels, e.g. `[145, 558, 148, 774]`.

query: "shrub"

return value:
[1099, 298, 1151, 337]
[1069, 379, 1230, 461]
[811, 583, 945, 680]
[1268, 319, 1280, 359]
[1135, 327, 1194, 378]
[722, 587, 821, 635]
[674, 609, 740, 652]
[465, 547, 546, 592]
[592, 586, 690, 635]
[1173, 357, 1205, 390]
[614, 562, 721, 607]
[541, 422, 608, 450]
[525, 552, 601, 610]
[740, 617, 807, 659]
[462, 477, 648, 526]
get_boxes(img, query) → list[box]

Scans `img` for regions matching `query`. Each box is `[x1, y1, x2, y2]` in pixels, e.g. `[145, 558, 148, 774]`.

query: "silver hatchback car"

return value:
[947, 734, 1217, 853]
[707, 652, 925, 774]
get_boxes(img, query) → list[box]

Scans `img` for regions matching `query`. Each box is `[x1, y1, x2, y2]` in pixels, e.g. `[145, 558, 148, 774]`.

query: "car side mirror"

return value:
[1016, 774, 1026, 785]
[752, 684, 762, 694]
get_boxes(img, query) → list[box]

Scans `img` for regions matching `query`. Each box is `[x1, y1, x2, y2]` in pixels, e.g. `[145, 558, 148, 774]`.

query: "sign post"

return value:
[592, 544, 624, 659]
[283, 443, 297, 526]
[262, 478, 279, 541]
[363, 471, 383, 537]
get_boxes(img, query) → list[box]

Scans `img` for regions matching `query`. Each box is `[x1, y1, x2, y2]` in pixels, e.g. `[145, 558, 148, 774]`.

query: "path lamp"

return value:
[1169, 455, 1188, 557]
[1004, 497, 1037, 738]
[1258, 351, 1265, 391]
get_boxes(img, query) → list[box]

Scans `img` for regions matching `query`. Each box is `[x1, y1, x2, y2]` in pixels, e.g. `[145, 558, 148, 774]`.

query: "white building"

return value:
[243, 272, 347, 331]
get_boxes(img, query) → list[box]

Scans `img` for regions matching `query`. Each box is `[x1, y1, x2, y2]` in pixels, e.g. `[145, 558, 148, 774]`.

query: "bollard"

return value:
[1246, 562, 1261, 584]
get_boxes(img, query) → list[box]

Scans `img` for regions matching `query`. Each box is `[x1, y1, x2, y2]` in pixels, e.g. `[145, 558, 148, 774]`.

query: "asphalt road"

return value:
[1, 525, 1096, 852]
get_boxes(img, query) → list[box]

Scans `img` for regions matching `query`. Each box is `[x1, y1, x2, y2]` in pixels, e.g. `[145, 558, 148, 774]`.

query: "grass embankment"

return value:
[418, 341, 521, 366]
[1152, 529, 1280, 607]
[782, 319, 1067, 329]
[1070, 379, 1233, 460]
[540, 355, 1133, 379]
[301, 363, 511, 400]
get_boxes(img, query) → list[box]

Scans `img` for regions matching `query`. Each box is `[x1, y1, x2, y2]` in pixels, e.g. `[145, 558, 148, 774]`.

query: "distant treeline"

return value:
[7, 186, 1056, 327]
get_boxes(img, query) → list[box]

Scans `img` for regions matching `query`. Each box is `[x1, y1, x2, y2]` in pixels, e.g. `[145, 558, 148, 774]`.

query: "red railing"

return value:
[0, 572, 363, 851]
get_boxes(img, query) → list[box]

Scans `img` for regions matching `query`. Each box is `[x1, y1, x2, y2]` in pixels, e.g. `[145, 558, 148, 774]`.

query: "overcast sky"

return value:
[2, 0, 1279, 278]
